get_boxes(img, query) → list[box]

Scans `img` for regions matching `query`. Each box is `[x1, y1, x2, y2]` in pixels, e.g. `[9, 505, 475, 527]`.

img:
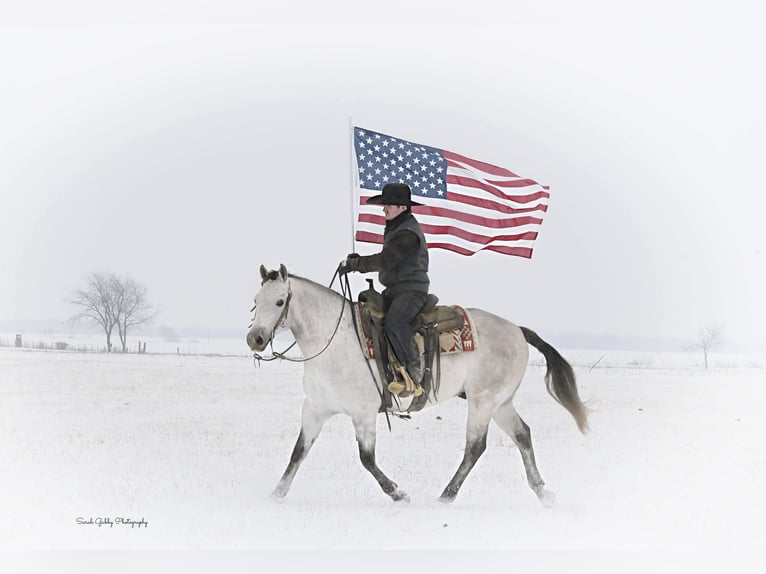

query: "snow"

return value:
[1, 342, 764, 562]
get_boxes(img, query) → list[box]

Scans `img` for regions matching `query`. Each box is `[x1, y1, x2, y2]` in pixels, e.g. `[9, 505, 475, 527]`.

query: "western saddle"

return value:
[356, 280, 464, 413]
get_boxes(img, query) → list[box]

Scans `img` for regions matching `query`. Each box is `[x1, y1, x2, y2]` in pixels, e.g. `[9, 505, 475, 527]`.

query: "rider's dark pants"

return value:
[383, 291, 428, 380]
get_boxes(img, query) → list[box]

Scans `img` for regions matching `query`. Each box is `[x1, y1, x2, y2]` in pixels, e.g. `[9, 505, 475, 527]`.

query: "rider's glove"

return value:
[343, 253, 360, 273]
[339, 254, 358, 275]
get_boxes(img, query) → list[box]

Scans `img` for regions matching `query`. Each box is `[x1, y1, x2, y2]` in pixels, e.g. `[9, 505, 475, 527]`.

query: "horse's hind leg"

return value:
[272, 399, 332, 499]
[493, 401, 555, 508]
[352, 413, 409, 502]
[438, 401, 493, 503]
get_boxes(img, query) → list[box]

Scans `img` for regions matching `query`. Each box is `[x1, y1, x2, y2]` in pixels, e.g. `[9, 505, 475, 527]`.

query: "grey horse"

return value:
[247, 264, 588, 506]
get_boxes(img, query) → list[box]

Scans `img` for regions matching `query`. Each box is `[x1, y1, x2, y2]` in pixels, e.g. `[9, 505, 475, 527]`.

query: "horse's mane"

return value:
[288, 273, 345, 301]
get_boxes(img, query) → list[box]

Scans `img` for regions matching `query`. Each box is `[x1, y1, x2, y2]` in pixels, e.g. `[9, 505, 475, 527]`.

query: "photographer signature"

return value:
[76, 517, 148, 528]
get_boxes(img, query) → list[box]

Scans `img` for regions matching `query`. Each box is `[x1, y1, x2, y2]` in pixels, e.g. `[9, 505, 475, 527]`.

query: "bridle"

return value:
[250, 267, 350, 364]
[250, 264, 394, 429]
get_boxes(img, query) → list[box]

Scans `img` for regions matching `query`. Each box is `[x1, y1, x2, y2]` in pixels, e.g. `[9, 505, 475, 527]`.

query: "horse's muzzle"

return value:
[246, 329, 269, 352]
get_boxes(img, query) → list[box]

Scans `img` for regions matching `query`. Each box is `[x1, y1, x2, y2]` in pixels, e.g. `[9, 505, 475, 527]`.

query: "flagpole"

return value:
[348, 117, 356, 253]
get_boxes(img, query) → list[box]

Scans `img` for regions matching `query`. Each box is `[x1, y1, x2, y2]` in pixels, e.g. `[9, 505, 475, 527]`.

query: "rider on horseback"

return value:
[341, 183, 430, 397]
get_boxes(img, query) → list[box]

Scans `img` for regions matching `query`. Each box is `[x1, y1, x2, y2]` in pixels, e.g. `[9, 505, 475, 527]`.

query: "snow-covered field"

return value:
[1, 341, 765, 559]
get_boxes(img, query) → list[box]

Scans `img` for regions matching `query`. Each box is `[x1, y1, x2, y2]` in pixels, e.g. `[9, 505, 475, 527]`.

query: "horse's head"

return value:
[247, 264, 291, 352]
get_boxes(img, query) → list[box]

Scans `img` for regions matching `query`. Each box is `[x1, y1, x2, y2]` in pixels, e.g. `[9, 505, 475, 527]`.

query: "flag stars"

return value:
[355, 130, 448, 199]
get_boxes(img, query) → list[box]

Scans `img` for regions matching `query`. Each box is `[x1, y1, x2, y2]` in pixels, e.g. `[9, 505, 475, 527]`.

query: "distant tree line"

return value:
[69, 272, 156, 352]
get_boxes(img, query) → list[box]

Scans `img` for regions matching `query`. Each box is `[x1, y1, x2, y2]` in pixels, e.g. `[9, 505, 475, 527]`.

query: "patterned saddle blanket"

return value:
[354, 303, 478, 360]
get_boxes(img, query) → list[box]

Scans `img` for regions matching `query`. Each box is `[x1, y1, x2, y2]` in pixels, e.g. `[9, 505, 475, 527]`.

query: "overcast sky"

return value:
[1, 1, 764, 348]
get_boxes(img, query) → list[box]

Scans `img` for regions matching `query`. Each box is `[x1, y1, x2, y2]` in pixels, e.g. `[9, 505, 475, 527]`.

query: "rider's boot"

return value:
[388, 349, 424, 398]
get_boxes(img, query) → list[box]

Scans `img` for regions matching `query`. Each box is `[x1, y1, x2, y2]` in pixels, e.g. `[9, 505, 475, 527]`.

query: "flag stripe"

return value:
[445, 178, 549, 208]
[422, 225, 538, 244]
[429, 242, 534, 258]
[359, 194, 547, 218]
[359, 203, 543, 229]
[446, 191, 549, 215]
[355, 230, 536, 258]
[358, 213, 538, 245]
[356, 214, 543, 245]
[446, 174, 549, 202]
[355, 221, 542, 250]
[448, 166, 551, 194]
[443, 150, 519, 178]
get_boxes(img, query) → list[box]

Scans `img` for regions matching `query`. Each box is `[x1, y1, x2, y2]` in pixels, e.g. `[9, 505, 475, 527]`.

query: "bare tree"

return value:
[69, 272, 118, 352]
[112, 276, 157, 353]
[69, 272, 157, 353]
[690, 324, 724, 370]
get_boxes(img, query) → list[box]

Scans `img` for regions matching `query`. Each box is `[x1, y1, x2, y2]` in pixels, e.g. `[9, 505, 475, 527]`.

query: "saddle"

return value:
[356, 280, 465, 414]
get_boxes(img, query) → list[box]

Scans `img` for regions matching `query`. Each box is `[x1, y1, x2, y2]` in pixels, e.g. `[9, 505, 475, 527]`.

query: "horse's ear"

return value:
[260, 265, 268, 282]
[279, 264, 288, 281]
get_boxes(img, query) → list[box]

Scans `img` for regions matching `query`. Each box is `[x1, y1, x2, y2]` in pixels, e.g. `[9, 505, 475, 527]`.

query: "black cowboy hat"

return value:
[366, 183, 423, 207]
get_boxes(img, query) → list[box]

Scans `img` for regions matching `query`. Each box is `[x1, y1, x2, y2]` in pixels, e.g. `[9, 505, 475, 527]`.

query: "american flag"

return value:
[352, 127, 550, 258]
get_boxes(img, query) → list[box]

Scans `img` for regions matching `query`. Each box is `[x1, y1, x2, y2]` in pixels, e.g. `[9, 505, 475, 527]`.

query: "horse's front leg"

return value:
[272, 399, 332, 499]
[353, 413, 409, 502]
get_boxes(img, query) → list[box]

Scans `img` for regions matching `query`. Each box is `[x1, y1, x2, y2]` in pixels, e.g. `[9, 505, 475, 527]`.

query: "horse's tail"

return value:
[520, 326, 589, 434]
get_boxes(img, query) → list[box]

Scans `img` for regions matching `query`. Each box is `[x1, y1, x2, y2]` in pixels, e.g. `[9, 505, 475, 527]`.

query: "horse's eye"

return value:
[276, 299, 285, 307]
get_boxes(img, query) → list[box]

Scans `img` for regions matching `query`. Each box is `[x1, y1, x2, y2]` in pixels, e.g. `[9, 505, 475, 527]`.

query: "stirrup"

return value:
[388, 381, 423, 398]
[389, 366, 423, 398]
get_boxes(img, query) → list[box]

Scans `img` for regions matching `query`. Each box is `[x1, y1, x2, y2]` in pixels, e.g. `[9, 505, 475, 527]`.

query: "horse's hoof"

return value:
[437, 494, 456, 504]
[271, 486, 288, 499]
[391, 490, 410, 503]
[535, 487, 555, 508]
